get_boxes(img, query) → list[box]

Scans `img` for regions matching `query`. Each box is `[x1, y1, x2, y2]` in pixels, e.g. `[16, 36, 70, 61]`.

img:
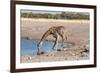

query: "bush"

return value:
[21, 12, 89, 20]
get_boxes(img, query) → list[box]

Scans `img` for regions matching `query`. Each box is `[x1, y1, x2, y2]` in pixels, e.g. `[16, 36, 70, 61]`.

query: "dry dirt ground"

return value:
[20, 18, 90, 63]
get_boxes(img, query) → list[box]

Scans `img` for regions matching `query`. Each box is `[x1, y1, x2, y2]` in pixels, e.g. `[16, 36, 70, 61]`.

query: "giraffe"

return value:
[37, 26, 67, 55]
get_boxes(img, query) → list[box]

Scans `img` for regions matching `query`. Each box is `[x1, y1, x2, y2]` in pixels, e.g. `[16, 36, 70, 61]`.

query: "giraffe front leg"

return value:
[37, 45, 41, 55]
[52, 35, 59, 50]
[52, 38, 57, 50]
[37, 42, 43, 55]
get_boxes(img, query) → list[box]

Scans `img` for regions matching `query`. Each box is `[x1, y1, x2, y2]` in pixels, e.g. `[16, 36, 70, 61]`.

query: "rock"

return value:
[27, 56, 32, 60]
[79, 45, 89, 54]
[46, 52, 56, 56]
[63, 48, 68, 51]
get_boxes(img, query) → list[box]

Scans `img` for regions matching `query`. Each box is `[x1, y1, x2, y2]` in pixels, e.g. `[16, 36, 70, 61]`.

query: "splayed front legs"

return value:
[37, 34, 59, 55]
[52, 34, 59, 50]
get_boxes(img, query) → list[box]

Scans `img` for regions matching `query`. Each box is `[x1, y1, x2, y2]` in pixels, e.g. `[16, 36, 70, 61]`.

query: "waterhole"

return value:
[21, 39, 74, 56]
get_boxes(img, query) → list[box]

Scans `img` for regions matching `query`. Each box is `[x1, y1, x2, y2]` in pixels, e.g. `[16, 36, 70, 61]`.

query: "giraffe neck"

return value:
[38, 30, 50, 48]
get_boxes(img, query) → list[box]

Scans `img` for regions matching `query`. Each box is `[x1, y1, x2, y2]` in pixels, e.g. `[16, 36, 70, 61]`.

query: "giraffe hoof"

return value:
[41, 52, 45, 54]
[37, 53, 41, 55]
[57, 49, 61, 51]
[37, 52, 45, 55]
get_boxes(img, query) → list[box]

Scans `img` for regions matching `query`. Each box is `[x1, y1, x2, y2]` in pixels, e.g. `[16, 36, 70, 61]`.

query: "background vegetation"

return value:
[21, 12, 89, 20]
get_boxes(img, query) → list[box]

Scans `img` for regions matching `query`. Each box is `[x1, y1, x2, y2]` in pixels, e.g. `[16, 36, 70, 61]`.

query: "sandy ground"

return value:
[21, 47, 89, 63]
[20, 18, 90, 63]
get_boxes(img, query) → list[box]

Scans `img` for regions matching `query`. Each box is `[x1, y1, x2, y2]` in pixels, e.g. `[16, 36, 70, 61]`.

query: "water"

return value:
[21, 39, 73, 56]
